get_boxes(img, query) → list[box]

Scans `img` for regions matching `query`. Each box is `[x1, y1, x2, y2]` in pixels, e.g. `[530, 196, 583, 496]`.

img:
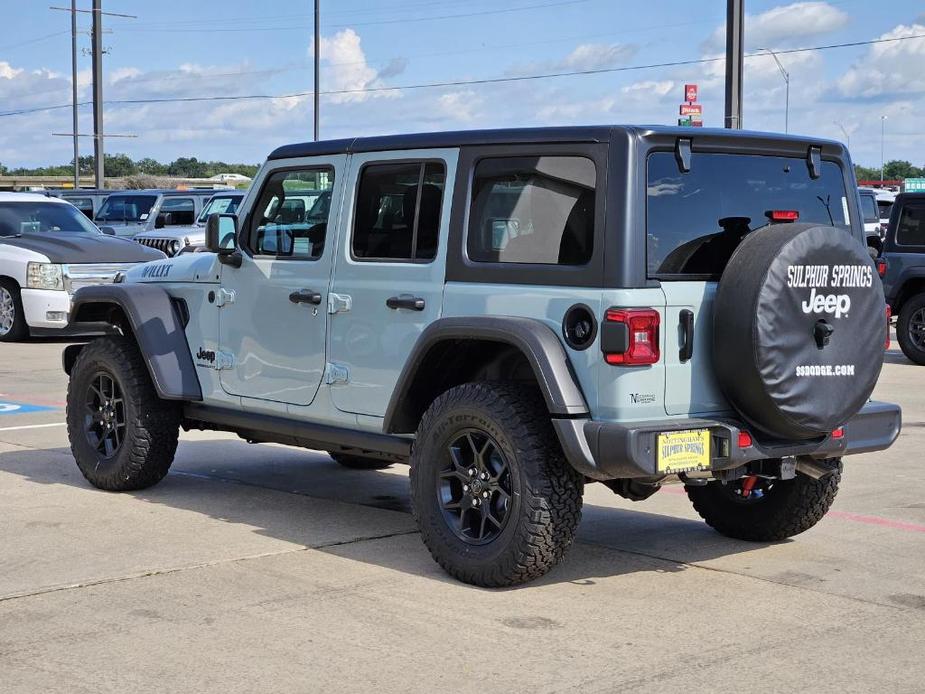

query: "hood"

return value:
[0, 233, 166, 263]
[124, 249, 221, 284]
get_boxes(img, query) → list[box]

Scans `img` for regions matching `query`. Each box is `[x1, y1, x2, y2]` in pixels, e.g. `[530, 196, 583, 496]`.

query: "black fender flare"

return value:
[383, 316, 589, 434]
[66, 284, 202, 401]
[892, 267, 925, 307]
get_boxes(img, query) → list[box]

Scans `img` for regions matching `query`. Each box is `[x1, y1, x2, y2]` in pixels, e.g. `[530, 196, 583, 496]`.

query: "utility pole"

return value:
[91, 0, 104, 188]
[724, 0, 744, 129]
[70, 0, 79, 188]
[313, 0, 320, 141]
[834, 121, 850, 150]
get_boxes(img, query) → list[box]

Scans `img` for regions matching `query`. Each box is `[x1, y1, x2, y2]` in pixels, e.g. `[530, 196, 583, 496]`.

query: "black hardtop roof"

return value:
[268, 125, 845, 160]
[897, 192, 925, 201]
[104, 188, 219, 197]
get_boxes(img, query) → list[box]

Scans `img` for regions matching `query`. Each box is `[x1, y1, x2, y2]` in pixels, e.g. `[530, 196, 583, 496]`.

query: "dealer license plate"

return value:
[656, 429, 711, 474]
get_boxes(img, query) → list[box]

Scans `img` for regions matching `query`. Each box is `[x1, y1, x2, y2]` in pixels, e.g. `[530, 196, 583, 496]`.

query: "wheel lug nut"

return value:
[468, 468, 476, 477]
[479, 472, 488, 480]
[471, 498, 480, 507]
[482, 491, 489, 498]
[463, 484, 469, 492]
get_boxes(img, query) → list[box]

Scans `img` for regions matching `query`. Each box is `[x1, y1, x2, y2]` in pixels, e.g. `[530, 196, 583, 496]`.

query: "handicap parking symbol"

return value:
[0, 401, 55, 415]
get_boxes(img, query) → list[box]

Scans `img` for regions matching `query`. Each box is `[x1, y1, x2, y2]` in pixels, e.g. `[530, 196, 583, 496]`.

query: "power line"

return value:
[2, 32, 923, 119]
[0, 30, 70, 52]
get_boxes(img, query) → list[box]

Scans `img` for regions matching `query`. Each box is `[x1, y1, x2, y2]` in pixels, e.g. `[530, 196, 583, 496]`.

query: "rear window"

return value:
[647, 152, 851, 279]
[859, 193, 879, 223]
[878, 200, 893, 220]
[896, 201, 925, 246]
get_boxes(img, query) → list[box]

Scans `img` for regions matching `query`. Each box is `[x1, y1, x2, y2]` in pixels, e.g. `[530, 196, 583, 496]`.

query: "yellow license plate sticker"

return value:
[656, 429, 711, 474]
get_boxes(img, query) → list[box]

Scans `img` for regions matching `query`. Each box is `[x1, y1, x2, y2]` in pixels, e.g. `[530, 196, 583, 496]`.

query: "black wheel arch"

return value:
[65, 284, 201, 401]
[383, 316, 589, 435]
[893, 273, 925, 315]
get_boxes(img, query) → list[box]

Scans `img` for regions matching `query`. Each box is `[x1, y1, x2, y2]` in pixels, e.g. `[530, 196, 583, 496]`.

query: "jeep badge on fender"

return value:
[60, 125, 901, 588]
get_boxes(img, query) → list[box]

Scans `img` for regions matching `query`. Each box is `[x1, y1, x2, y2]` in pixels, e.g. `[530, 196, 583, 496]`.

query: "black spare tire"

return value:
[713, 223, 885, 440]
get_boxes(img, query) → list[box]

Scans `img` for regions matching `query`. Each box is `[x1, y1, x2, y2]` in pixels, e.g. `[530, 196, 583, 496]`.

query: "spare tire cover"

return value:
[713, 223, 885, 440]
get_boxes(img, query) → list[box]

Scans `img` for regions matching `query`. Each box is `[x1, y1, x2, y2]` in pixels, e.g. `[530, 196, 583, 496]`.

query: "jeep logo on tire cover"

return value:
[788, 264, 873, 319]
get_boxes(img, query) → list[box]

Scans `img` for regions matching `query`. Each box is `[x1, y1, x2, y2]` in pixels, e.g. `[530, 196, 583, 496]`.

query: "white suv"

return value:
[0, 193, 165, 340]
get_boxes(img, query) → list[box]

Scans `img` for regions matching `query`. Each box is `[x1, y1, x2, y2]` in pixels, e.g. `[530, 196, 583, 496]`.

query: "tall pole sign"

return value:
[678, 84, 703, 127]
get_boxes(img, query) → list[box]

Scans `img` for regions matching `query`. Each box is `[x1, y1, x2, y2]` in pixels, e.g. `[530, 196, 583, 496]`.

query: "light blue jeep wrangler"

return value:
[63, 126, 901, 587]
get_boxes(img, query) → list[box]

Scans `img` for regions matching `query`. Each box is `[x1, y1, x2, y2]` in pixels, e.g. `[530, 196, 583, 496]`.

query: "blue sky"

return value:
[1, 0, 923, 168]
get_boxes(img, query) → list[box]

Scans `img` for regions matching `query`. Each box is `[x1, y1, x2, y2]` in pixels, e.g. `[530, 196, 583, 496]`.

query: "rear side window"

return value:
[352, 161, 445, 262]
[468, 156, 595, 265]
[249, 167, 334, 260]
[859, 194, 879, 223]
[896, 201, 925, 246]
[66, 197, 94, 218]
[159, 197, 195, 226]
[647, 152, 851, 279]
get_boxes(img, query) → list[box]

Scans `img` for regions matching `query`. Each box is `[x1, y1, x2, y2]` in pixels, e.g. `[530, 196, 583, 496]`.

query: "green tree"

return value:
[883, 160, 923, 180]
[855, 164, 880, 182]
[104, 153, 137, 178]
[135, 157, 167, 175]
[167, 156, 208, 178]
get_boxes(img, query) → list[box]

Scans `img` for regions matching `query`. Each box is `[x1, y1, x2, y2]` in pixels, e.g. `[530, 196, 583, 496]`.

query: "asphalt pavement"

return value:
[1, 337, 923, 693]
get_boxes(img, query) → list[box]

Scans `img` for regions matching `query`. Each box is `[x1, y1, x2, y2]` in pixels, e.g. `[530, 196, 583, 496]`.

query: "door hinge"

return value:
[215, 288, 236, 307]
[215, 351, 235, 370]
[324, 362, 349, 384]
[327, 293, 352, 314]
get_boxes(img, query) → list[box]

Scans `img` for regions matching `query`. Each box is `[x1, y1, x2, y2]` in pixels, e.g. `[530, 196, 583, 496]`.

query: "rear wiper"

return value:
[816, 194, 835, 226]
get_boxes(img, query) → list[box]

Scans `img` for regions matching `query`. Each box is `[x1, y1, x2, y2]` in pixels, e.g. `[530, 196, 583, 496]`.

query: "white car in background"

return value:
[0, 193, 164, 341]
[858, 188, 883, 256]
[133, 190, 247, 256]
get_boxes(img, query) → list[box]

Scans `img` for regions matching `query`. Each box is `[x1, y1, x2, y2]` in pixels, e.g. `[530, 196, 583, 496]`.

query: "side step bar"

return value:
[183, 404, 412, 461]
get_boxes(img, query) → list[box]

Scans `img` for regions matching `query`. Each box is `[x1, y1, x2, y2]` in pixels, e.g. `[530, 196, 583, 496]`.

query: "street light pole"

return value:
[70, 0, 79, 188]
[313, 0, 320, 141]
[880, 115, 887, 183]
[724, 0, 744, 129]
[758, 48, 789, 133]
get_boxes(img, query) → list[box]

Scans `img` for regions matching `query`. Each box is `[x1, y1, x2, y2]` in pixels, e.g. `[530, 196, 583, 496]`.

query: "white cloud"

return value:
[508, 42, 636, 76]
[704, 2, 849, 52]
[437, 90, 482, 123]
[319, 28, 399, 103]
[837, 24, 925, 98]
[0, 61, 23, 80]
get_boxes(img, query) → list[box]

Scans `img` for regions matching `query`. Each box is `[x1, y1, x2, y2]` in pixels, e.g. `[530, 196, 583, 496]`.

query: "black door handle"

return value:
[289, 289, 323, 305]
[386, 295, 426, 311]
[679, 309, 694, 363]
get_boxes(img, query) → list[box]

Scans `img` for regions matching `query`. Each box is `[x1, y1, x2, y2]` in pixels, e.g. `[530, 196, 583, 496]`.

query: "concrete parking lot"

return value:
[1, 338, 924, 693]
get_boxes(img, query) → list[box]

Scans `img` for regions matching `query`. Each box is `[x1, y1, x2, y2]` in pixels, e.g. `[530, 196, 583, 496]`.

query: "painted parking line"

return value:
[0, 422, 66, 432]
[0, 401, 56, 416]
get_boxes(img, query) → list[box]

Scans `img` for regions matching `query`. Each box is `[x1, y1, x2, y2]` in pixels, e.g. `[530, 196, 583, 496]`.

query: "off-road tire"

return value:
[330, 452, 392, 470]
[685, 459, 842, 541]
[410, 382, 583, 587]
[897, 293, 925, 365]
[0, 280, 28, 342]
[66, 336, 180, 491]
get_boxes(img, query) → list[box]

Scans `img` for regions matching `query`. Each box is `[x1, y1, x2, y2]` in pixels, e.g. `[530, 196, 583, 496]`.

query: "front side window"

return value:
[352, 161, 445, 262]
[96, 195, 157, 223]
[0, 202, 99, 236]
[249, 167, 334, 260]
[468, 156, 595, 265]
[198, 195, 242, 223]
[159, 197, 195, 226]
[896, 201, 925, 246]
[647, 153, 852, 279]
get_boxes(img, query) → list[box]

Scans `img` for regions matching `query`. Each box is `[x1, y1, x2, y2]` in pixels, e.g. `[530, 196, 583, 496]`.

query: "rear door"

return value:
[327, 148, 456, 418]
[647, 150, 856, 416]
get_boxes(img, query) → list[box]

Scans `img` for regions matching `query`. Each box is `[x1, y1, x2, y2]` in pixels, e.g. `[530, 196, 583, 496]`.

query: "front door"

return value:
[327, 148, 457, 417]
[219, 156, 345, 406]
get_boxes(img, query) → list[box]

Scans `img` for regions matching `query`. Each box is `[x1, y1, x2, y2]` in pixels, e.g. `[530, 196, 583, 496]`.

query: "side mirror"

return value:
[100, 226, 116, 236]
[206, 213, 238, 255]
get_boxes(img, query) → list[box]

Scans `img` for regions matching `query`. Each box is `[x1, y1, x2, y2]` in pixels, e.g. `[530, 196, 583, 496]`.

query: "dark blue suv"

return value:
[880, 193, 925, 364]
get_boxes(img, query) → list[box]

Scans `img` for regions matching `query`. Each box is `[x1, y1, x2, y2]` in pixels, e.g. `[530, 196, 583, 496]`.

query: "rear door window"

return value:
[647, 153, 852, 279]
[159, 197, 195, 226]
[859, 193, 879, 223]
[896, 201, 925, 247]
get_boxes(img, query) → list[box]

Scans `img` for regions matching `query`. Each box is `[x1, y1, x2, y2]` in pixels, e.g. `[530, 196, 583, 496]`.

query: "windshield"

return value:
[0, 202, 99, 237]
[859, 194, 879, 223]
[197, 195, 242, 223]
[96, 195, 157, 223]
[647, 152, 852, 278]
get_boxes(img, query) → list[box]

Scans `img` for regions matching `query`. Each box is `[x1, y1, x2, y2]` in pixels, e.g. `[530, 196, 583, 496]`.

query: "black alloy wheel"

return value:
[84, 371, 126, 459]
[437, 430, 513, 545]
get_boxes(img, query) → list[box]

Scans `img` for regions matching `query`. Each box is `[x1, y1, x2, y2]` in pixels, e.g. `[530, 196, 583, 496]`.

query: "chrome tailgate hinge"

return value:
[327, 293, 352, 314]
[324, 362, 349, 385]
[215, 288, 236, 307]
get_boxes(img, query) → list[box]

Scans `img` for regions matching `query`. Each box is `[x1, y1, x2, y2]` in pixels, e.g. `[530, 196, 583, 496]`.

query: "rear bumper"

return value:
[554, 401, 902, 481]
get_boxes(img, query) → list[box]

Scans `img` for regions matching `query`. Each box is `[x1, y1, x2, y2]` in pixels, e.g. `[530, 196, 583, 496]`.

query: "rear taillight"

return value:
[602, 308, 660, 365]
[768, 209, 800, 222]
[876, 258, 888, 277]
[737, 431, 753, 448]
[885, 304, 892, 350]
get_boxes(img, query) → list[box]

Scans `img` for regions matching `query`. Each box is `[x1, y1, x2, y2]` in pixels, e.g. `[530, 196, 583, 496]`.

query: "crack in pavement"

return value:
[0, 529, 420, 605]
